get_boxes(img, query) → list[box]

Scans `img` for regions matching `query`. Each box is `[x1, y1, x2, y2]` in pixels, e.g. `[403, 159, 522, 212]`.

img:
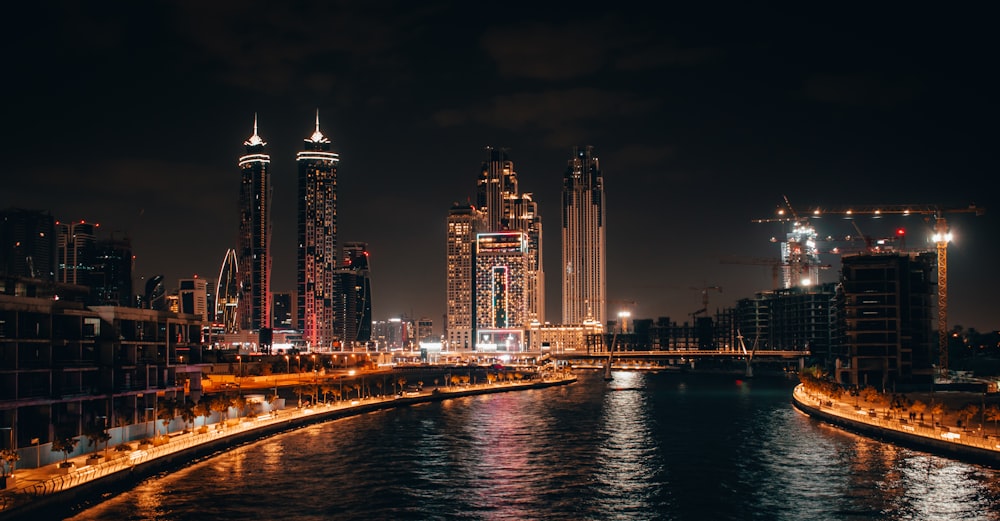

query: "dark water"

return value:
[66, 371, 1000, 520]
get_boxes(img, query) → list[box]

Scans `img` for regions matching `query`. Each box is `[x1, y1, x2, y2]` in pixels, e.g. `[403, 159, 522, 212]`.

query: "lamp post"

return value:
[285, 355, 290, 374]
[236, 355, 242, 393]
[145, 407, 154, 438]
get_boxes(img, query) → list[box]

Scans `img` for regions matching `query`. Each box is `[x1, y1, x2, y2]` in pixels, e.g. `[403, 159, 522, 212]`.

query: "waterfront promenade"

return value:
[792, 384, 1000, 467]
[0, 375, 576, 519]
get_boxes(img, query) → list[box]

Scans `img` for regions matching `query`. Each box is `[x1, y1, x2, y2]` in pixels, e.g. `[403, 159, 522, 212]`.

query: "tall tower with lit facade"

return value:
[475, 231, 529, 350]
[561, 145, 606, 326]
[474, 147, 544, 324]
[446, 204, 484, 349]
[237, 115, 271, 332]
[297, 110, 339, 349]
[335, 242, 373, 346]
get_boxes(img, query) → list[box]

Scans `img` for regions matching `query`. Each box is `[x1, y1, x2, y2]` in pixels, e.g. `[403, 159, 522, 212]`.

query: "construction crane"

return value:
[689, 286, 722, 318]
[758, 199, 985, 373]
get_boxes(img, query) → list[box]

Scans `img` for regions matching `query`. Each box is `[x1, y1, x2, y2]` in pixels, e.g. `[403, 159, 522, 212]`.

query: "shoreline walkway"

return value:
[792, 384, 1000, 467]
[0, 376, 576, 518]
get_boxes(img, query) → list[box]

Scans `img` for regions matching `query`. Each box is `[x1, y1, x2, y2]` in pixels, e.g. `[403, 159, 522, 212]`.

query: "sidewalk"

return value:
[0, 375, 575, 515]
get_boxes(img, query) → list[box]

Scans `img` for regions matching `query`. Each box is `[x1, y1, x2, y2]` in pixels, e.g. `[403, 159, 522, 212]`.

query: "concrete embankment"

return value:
[0, 378, 576, 520]
[791, 387, 1000, 469]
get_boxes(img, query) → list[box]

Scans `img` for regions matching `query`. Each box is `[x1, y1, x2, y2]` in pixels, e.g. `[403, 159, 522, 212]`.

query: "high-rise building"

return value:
[56, 220, 98, 285]
[473, 148, 544, 323]
[215, 249, 239, 333]
[446, 204, 484, 349]
[334, 242, 373, 347]
[179, 276, 209, 321]
[90, 235, 133, 307]
[1, 208, 56, 281]
[237, 114, 272, 332]
[297, 110, 339, 349]
[272, 291, 294, 329]
[561, 145, 606, 326]
[475, 231, 529, 350]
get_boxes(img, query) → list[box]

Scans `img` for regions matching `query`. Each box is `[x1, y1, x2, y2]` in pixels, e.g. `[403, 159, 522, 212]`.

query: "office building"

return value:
[237, 115, 272, 332]
[297, 110, 339, 349]
[0, 208, 56, 282]
[56, 220, 98, 286]
[561, 145, 606, 326]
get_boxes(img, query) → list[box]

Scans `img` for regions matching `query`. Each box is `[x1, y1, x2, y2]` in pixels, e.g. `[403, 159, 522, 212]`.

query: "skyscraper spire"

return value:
[309, 108, 329, 143]
[244, 112, 265, 147]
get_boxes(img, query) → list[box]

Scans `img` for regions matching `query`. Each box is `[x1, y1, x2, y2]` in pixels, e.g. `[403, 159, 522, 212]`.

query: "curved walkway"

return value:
[0, 376, 577, 519]
[792, 384, 1000, 467]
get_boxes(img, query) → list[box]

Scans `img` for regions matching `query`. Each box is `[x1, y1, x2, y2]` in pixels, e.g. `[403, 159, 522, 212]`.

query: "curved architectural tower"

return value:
[237, 115, 272, 332]
[215, 248, 240, 333]
[297, 110, 339, 349]
[561, 146, 606, 326]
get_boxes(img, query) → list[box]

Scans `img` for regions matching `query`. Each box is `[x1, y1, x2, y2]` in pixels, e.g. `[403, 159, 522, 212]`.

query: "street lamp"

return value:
[285, 355, 290, 374]
[236, 355, 243, 393]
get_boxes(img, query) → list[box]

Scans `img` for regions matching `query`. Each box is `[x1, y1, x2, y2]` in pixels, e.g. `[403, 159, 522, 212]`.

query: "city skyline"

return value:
[6, 3, 997, 331]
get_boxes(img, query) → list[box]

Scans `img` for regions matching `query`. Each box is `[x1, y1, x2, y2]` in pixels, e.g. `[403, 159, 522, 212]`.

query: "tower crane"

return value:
[758, 200, 985, 373]
[689, 286, 722, 318]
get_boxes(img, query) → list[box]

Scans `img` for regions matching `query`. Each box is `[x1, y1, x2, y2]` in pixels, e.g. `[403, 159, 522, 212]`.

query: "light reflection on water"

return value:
[65, 372, 1000, 521]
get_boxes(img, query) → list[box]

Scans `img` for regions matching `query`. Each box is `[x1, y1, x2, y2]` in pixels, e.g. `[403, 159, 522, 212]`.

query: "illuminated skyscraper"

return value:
[561, 145, 606, 326]
[237, 114, 272, 332]
[297, 110, 339, 349]
[335, 242, 372, 346]
[475, 231, 529, 350]
[474, 148, 544, 323]
[446, 204, 484, 348]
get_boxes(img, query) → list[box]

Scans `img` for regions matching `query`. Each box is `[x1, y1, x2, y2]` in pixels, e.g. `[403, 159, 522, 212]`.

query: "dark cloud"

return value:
[802, 73, 923, 107]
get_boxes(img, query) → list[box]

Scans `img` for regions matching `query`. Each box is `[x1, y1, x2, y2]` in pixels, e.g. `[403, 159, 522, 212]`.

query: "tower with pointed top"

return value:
[561, 145, 606, 326]
[297, 110, 339, 349]
[237, 114, 272, 332]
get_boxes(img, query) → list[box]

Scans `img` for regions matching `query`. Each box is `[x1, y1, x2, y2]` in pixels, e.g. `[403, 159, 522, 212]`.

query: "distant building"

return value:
[416, 317, 434, 342]
[335, 242, 372, 347]
[237, 115, 272, 332]
[56, 220, 98, 285]
[475, 231, 529, 351]
[373, 317, 413, 350]
[561, 146, 606, 326]
[475, 147, 544, 324]
[0, 208, 56, 282]
[179, 276, 209, 321]
[297, 110, 339, 350]
[272, 291, 294, 329]
[90, 235, 133, 307]
[445, 204, 484, 349]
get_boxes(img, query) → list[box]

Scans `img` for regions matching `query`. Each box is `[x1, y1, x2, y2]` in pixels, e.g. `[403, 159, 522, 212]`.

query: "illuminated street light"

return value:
[285, 355, 290, 374]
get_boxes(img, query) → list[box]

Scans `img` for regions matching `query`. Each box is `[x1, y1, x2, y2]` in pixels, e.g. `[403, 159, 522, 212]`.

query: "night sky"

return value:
[7, 3, 997, 332]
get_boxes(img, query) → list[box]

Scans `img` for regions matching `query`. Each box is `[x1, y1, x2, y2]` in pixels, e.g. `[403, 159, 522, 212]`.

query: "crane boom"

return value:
[757, 200, 985, 374]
